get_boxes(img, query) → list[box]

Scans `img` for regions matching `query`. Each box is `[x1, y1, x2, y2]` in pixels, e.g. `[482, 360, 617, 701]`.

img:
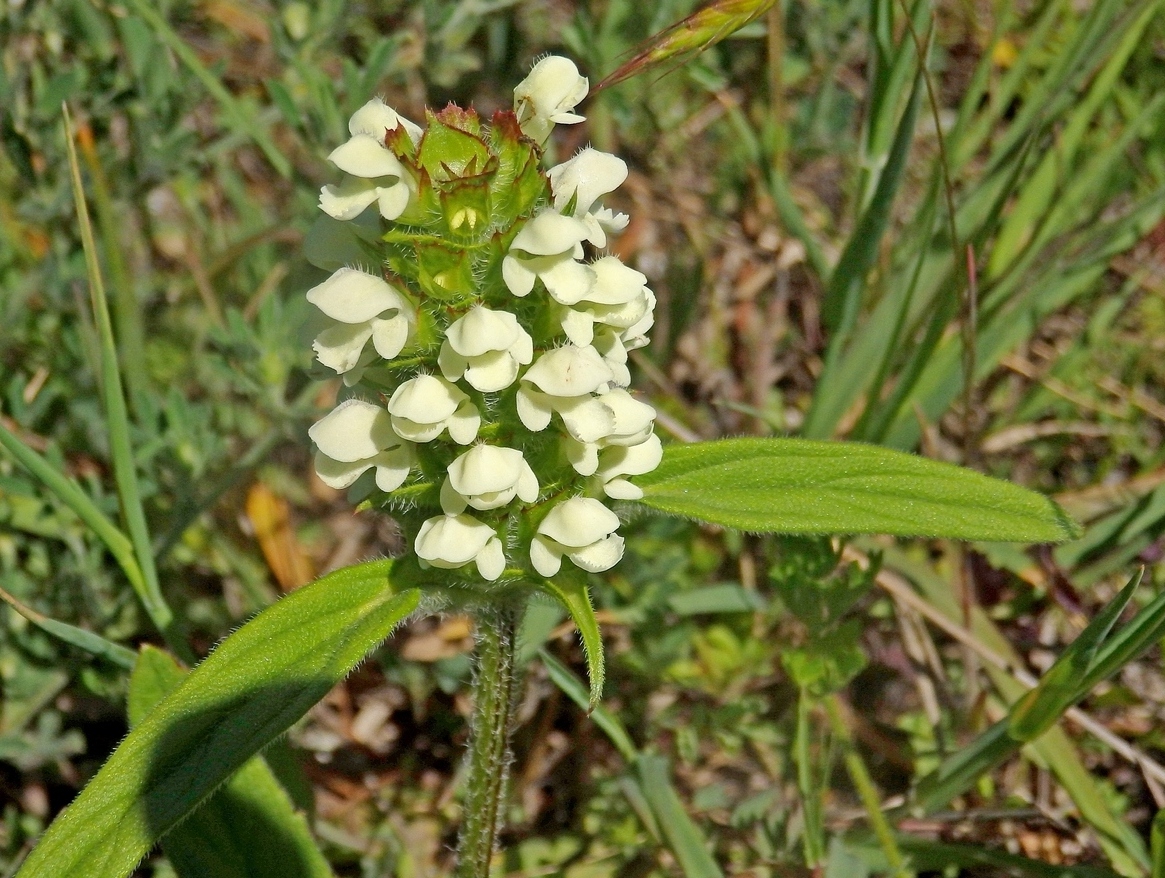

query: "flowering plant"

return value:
[12, 53, 1084, 878]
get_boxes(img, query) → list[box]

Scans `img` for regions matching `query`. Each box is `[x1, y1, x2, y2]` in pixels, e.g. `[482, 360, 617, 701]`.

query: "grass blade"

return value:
[63, 105, 183, 654]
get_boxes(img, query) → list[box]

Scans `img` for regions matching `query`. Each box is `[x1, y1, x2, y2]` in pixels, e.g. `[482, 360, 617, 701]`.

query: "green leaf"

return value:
[536, 573, 605, 706]
[1008, 570, 1143, 742]
[636, 755, 723, 878]
[636, 439, 1080, 542]
[0, 585, 137, 670]
[16, 560, 419, 878]
[128, 647, 334, 878]
[540, 649, 635, 762]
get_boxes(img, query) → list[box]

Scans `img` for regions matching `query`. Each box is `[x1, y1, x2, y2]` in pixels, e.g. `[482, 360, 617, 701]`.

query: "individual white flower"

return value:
[308, 399, 414, 491]
[516, 345, 615, 433]
[595, 432, 663, 500]
[387, 374, 481, 445]
[437, 307, 534, 392]
[501, 210, 593, 300]
[416, 514, 506, 581]
[319, 99, 421, 221]
[513, 56, 589, 143]
[556, 256, 652, 347]
[530, 497, 624, 577]
[561, 387, 655, 475]
[307, 268, 414, 381]
[549, 148, 630, 247]
[439, 445, 539, 514]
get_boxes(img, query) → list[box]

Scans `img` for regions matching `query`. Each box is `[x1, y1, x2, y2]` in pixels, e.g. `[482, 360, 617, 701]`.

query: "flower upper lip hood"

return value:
[513, 56, 589, 143]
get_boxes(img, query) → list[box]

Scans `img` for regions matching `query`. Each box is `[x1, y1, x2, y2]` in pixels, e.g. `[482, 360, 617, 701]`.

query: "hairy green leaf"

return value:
[128, 647, 334, 878]
[636, 439, 1080, 542]
[17, 561, 418, 878]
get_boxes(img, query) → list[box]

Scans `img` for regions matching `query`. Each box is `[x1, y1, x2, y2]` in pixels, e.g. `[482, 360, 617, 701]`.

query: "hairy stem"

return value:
[456, 605, 521, 878]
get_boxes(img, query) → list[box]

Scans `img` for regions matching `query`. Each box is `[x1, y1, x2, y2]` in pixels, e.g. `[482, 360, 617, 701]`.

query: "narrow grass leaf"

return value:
[1008, 570, 1142, 742]
[636, 754, 724, 878]
[128, 647, 334, 878]
[0, 586, 137, 670]
[0, 423, 145, 601]
[63, 105, 178, 648]
[541, 649, 636, 762]
[636, 439, 1080, 542]
[15, 560, 418, 878]
[820, 73, 921, 336]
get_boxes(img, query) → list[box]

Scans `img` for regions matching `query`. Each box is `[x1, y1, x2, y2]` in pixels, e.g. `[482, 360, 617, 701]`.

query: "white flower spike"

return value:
[438, 307, 534, 392]
[309, 399, 414, 492]
[307, 268, 414, 380]
[530, 497, 624, 577]
[514, 56, 589, 143]
[416, 514, 506, 581]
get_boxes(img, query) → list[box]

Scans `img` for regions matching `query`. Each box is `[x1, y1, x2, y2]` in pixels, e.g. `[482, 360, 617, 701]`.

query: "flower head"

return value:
[530, 497, 624, 577]
[438, 307, 534, 392]
[514, 56, 589, 143]
[306, 56, 661, 588]
[307, 267, 414, 382]
[309, 399, 414, 492]
[416, 514, 506, 581]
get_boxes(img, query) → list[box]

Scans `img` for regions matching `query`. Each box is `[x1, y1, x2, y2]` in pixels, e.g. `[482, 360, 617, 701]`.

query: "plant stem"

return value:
[456, 605, 521, 878]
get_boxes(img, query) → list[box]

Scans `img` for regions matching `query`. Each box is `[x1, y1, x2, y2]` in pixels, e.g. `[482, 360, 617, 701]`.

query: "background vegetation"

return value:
[3, 0, 1165, 875]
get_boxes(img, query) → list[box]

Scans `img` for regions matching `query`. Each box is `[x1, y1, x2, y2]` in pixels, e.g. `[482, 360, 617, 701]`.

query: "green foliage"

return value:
[637, 438, 1080, 541]
[15, 561, 418, 878]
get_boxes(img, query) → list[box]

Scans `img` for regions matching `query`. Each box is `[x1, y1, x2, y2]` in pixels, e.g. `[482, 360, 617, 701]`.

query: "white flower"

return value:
[530, 497, 624, 577]
[437, 307, 534, 392]
[549, 148, 630, 247]
[309, 399, 414, 492]
[513, 56, 588, 143]
[307, 268, 414, 381]
[561, 387, 656, 475]
[556, 256, 652, 347]
[439, 444, 539, 514]
[387, 374, 481, 445]
[501, 210, 593, 300]
[319, 99, 421, 221]
[595, 432, 663, 500]
[416, 514, 506, 581]
[516, 345, 615, 433]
